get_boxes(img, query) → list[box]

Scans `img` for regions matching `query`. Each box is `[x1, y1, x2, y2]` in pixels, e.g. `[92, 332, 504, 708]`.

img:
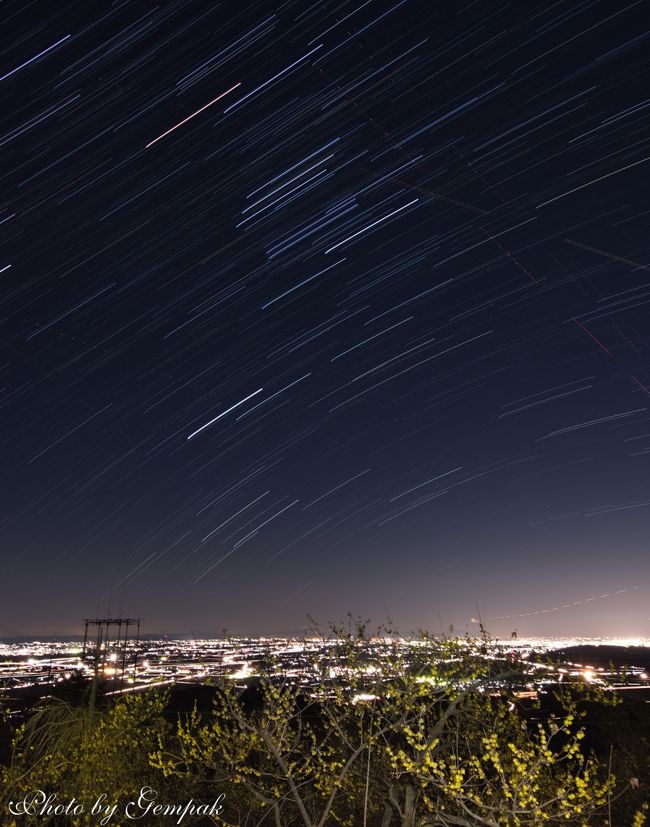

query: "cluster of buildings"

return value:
[1, 633, 649, 700]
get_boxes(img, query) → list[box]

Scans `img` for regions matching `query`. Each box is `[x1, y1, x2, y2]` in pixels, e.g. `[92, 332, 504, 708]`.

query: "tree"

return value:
[151, 625, 644, 826]
[1, 686, 181, 826]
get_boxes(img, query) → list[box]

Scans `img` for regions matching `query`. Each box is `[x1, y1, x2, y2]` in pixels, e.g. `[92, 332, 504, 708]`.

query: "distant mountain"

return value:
[546, 645, 650, 669]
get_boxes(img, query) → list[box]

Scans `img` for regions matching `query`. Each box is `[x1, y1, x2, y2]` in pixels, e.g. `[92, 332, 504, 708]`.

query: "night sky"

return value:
[1, 0, 649, 639]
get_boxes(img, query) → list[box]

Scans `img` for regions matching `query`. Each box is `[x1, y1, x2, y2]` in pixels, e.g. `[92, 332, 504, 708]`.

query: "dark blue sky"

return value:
[1, 0, 649, 638]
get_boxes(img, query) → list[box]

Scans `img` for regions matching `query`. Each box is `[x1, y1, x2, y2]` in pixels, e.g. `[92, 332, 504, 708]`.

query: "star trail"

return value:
[1, 0, 649, 638]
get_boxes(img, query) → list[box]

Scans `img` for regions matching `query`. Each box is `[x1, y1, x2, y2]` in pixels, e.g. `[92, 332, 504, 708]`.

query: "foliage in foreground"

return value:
[1, 627, 647, 826]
